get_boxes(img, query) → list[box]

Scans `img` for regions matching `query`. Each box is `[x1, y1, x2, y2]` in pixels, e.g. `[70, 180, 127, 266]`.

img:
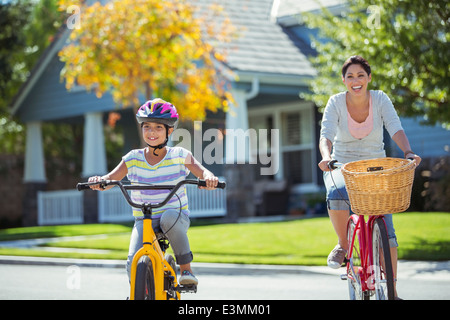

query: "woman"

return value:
[318, 55, 421, 299]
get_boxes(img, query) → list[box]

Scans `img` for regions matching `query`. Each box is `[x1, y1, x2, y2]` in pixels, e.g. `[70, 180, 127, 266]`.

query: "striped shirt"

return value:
[122, 147, 191, 218]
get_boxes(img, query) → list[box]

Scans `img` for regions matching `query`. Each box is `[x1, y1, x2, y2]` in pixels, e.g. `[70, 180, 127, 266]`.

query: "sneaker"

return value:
[179, 270, 198, 285]
[327, 244, 347, 269]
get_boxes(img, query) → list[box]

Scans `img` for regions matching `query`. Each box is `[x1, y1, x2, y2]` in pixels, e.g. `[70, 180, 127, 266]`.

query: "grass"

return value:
[0, 212, 448, 265]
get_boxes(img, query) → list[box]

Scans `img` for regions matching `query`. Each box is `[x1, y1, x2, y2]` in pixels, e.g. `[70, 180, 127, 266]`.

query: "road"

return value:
[0, 258, 448, 300]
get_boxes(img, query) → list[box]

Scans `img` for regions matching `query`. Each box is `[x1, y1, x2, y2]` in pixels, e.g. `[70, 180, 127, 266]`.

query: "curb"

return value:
[0, 255, 341, 275]
[0, 255, 125, 269]
[1, 255, 448, 280]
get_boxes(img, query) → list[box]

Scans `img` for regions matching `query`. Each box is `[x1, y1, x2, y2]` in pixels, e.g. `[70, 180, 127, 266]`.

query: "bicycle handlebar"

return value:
[76, 179, 226, 210]
[327, 159, 342, 170]
[327, 158, 415, 171]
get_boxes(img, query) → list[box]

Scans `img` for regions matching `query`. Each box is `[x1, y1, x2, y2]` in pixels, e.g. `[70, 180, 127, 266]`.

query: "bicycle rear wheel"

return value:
[346, 217, 368, 300]
[371, 218, 395, 300]
[135, 255, 155, 300]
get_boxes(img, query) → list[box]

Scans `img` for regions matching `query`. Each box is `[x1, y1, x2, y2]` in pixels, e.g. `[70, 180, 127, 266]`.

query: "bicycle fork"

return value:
[341, 216, 369, 288]
[129, 217, 179, 300]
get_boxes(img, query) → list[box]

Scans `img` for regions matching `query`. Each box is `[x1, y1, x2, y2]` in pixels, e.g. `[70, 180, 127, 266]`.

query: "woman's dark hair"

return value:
[342, 55, 371, 77]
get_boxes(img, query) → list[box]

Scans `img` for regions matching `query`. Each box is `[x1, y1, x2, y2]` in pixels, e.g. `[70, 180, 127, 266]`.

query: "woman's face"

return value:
[342, 63, 372, 97]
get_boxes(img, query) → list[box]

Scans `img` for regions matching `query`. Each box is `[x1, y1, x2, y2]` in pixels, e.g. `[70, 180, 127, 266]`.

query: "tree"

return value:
[58, 0, 237, 123]
[0, 0, 63, 154]
[301, 0, 449, 128]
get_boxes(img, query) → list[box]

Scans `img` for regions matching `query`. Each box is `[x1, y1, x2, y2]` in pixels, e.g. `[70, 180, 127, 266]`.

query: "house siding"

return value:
[393, 117, 450, 159]
[16, 57, 116, 123]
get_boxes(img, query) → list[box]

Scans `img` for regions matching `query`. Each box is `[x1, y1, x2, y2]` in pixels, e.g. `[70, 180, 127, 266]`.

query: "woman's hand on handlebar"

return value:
[318, 158, 333, 172]
[406, 153, 422, 167]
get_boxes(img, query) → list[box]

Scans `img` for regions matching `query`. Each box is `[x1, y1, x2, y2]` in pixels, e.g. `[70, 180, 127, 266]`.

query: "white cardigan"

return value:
[320, 90, 404, 163]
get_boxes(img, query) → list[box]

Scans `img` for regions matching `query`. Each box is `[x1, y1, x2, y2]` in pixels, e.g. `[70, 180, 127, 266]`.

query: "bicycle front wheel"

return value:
[371, 218, 395, 300]
[135, 255, 155, 300]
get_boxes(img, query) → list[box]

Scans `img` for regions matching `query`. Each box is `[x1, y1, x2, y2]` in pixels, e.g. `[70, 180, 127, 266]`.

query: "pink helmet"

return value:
[136, 98, 179, 129]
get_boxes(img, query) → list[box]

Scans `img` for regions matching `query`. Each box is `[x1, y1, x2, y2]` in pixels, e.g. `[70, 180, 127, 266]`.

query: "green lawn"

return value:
[0, 212, 448, 265]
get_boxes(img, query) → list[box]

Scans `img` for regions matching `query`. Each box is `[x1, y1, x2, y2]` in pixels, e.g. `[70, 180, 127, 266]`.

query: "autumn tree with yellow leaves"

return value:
[58, 0, 236, 123]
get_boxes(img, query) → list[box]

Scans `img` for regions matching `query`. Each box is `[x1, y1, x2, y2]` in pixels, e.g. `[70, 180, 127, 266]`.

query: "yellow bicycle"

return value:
[77, 179, 226, 300]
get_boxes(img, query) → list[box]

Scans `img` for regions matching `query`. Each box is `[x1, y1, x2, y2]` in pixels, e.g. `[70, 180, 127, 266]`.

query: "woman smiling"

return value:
[317, 55, 421, 299]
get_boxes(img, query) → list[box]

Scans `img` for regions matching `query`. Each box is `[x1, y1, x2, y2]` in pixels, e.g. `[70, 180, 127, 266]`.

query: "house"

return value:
[8, 0, 449, 226]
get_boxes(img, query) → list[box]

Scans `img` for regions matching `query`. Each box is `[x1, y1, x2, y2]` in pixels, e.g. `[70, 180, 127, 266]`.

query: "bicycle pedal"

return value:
[175, 284, 197, 293]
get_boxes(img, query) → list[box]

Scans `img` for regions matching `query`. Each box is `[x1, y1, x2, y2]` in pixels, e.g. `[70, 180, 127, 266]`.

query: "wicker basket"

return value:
[341, 157, 415, 215]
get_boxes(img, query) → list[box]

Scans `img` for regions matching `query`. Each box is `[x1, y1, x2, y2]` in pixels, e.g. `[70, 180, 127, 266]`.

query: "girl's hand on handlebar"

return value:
[88, 175, 106, 191]
[200, 174, 219, 190]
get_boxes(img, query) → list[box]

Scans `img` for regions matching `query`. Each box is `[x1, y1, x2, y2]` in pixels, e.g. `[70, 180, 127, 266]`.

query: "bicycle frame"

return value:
[129, 213, 178, 300]
[346, 214, 388, 293]
[328, 159, 395, 299]
[77, 178, 225, 300]
[117, 181, 190, 300]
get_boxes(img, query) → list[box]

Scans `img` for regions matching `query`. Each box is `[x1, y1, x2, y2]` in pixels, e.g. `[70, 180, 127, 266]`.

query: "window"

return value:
[281, 109, 314, 184]
[249, 102, 317, 187]
[249, 114, 275, 180]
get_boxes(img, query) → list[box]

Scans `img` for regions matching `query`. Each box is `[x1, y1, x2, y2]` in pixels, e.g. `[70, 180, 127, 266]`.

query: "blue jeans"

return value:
[126, 210, 193, 281]
[323, 169, 398, 248]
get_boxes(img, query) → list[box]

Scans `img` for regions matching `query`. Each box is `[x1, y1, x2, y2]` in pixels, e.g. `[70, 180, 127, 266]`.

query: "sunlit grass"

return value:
[0, 212, 448, 265]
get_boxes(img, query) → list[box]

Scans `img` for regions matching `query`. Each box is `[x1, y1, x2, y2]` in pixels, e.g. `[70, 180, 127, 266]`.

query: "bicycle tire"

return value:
[346, 217, 369, 300]
[134, 255, 155, 300]
[371, 218, 395, 300]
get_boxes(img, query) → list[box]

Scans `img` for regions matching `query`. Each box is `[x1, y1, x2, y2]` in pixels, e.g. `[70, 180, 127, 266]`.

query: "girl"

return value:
[88, 98, 219, 286]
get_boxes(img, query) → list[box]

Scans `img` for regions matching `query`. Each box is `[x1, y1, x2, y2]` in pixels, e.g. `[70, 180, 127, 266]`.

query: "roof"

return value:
[198, 0, 315, 78]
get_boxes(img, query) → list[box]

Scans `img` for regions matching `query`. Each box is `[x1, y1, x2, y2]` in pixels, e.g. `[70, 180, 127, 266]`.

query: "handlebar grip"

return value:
[217, 181, 226, 189]
[198, 180, 226, 189]
[76, 181, 107, 191]
[328, 159, 338, 170]
[77, 183, 91, 191]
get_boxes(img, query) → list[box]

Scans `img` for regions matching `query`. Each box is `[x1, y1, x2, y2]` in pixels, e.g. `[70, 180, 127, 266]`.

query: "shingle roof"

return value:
[196, 0, 315, 78]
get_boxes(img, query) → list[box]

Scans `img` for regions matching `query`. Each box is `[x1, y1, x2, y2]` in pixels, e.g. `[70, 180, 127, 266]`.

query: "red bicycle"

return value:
[328, 158, 416, 300]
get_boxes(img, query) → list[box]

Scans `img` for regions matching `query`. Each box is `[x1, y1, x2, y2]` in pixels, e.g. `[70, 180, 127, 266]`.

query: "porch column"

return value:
[23, 121, 47, 226]
[82, 112, 107, 177]
[82, 112, 107, 223]
[225, 89, 250, 164]
[224, 87, 255, 220]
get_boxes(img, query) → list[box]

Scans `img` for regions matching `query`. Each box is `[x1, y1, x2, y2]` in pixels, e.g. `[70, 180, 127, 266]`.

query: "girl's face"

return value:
[342, 63, 372, 97]
[141, 122, 173, 146]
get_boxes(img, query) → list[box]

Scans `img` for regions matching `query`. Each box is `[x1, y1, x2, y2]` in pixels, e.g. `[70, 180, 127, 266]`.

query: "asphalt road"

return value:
[0, 258, 448, 300]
